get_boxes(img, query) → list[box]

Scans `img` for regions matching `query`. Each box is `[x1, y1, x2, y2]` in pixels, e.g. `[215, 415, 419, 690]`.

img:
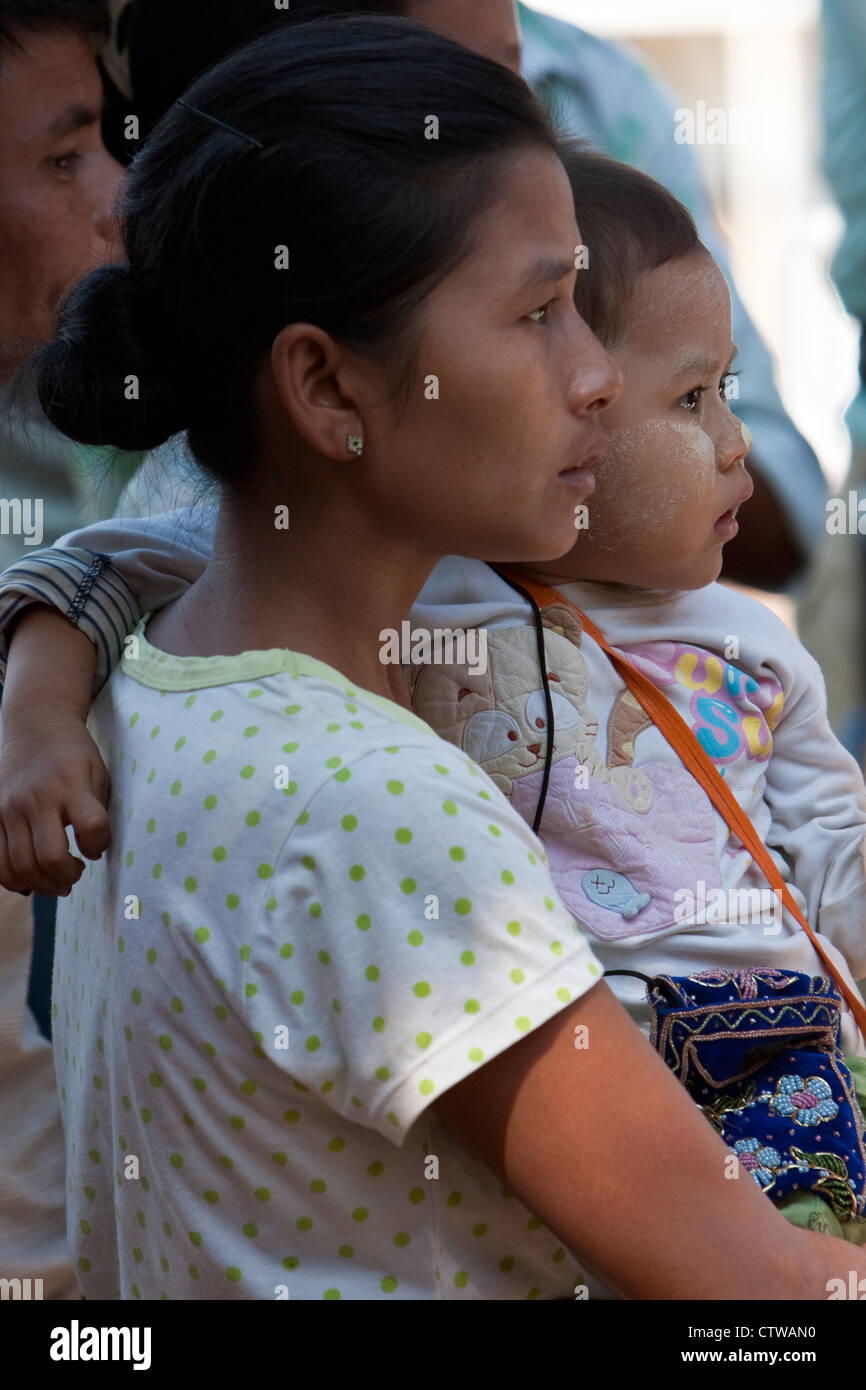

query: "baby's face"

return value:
[524, 247, 753, 592]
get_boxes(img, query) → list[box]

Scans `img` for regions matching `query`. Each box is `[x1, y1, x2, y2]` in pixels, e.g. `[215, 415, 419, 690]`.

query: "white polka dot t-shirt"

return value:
[53, 617, 603, 1300]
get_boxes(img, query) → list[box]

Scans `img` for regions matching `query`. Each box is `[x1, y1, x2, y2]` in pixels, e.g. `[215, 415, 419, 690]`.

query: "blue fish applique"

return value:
[581, 869, 651, 920]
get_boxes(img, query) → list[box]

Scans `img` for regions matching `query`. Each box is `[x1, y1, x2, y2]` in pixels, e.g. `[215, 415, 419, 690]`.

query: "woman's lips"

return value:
[714, 508, 739, 539]
[558, 465, 596, 495]
[559, 443, 603, 498]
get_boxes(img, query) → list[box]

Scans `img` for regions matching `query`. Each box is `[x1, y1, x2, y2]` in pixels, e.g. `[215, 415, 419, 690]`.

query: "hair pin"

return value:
[176, 98, 264, 149]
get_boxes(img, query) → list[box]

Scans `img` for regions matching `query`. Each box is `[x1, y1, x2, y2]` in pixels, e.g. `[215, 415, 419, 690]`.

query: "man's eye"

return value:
[678, 387, 703, 413]
[50, 151, 82, 173]
[527, 300, 553, 324]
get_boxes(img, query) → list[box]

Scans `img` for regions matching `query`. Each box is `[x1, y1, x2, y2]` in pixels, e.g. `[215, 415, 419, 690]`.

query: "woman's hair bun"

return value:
[36, 263, 187, 452]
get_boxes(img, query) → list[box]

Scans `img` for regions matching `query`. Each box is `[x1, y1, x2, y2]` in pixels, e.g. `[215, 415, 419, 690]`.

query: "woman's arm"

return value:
[436, 979, 866, 1300]
[275, 744, 860, 1302]
[0, 608, 108, 896]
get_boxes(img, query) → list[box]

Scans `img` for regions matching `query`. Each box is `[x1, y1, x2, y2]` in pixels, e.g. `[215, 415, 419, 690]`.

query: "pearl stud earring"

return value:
[346, 434, 364, 457]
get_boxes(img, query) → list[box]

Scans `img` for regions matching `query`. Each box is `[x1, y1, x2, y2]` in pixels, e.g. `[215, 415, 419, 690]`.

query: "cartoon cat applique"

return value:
[410, 603, 652, 803]
[409, 601, 721, 942]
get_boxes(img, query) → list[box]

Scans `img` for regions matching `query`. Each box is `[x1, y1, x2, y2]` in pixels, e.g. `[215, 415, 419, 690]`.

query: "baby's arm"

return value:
[0, 608, 105, 895]
[0, 507, 216, 690]
[0, 509, 215, 893]
[765, 643, 866, 976]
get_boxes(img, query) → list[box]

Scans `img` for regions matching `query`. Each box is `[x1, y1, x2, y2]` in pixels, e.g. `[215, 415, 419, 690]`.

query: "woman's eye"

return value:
[678, 387, 702, 413]
[527, 300, 553, 324]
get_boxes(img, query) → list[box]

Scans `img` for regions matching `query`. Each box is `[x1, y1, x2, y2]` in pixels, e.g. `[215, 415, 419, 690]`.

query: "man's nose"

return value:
[91, 151, 125, 253]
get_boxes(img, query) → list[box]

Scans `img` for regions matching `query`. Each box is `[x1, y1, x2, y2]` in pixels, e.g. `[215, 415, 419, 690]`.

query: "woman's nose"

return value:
[567, 316, 623, 417]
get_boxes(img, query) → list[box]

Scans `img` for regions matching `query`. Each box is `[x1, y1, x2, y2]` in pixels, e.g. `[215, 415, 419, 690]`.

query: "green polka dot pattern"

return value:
[51, 625, 601, 1301]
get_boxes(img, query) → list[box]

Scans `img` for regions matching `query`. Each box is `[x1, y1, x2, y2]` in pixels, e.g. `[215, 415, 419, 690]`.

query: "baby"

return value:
[1, 144, 865, 1243]
[409, 145, 866, 1240]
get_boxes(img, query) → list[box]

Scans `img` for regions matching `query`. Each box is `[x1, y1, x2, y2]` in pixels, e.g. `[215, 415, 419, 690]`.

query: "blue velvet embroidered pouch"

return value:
[645, 968, 866, 1222]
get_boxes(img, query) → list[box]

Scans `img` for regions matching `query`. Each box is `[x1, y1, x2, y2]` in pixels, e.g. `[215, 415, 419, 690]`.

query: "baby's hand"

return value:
[0, 705, 111, 896]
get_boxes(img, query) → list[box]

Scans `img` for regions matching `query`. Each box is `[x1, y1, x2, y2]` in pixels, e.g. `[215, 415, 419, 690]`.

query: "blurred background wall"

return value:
[526, 0, 858, 497]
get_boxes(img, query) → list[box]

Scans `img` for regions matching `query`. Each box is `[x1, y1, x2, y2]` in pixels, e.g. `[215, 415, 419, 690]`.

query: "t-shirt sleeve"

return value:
[243, 741, 603, 1145]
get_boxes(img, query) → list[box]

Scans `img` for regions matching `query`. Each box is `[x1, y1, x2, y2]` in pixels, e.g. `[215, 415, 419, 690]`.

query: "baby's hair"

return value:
[30, 14, 557, 486]
[560, 140, 703, 347]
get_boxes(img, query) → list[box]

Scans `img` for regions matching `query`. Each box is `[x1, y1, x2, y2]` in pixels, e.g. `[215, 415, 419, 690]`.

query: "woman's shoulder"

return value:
[104, 657, 537, 851]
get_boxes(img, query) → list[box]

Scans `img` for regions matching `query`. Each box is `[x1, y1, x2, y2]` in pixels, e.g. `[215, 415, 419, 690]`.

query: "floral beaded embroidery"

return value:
[770, 1074, 839, 1126]
[643, 968, 866, 1223]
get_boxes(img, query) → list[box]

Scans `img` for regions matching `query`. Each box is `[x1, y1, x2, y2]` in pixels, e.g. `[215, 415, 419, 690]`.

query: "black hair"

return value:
[33, 15, 557, 487]
[121, 1, 407, 139]
[559, 140, 702, 346]
[0, 0, 109, 53]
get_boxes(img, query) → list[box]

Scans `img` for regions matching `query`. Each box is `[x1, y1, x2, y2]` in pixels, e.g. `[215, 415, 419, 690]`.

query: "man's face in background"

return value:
[0, 24, 123, 377]
[406, 0, 522, 72]
[0, 0, 521, 381]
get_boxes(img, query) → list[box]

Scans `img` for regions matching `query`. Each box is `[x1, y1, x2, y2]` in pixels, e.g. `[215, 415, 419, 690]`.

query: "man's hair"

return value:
[0, 0, 110, 54]
[125, 1, 406, 135]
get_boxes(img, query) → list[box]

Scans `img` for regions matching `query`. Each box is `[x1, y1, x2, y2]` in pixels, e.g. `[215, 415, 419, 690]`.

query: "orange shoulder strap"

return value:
[494, 565, 866, 1042]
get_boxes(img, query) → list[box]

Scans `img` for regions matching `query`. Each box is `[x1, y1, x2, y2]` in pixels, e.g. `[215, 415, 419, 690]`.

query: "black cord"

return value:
[488, 566, 555, 836]
[605, 968, 682, 1006]
[603, 969, 656, 987]
[486, 574, 681, 1010]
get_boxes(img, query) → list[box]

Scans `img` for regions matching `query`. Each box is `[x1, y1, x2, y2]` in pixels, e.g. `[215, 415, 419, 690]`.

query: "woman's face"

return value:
[358, 146, 622, 565]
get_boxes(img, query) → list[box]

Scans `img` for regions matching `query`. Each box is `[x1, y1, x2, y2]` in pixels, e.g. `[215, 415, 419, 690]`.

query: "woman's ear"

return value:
[269, 322, 365, 462]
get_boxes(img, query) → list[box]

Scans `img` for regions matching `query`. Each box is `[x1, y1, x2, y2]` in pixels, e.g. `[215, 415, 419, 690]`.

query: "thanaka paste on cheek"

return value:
[587, 417, 716, 551]
[664, 417, 715, 468]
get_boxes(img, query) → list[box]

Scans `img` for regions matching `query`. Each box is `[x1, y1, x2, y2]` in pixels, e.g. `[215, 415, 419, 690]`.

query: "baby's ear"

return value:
[540, 601, 583, 648]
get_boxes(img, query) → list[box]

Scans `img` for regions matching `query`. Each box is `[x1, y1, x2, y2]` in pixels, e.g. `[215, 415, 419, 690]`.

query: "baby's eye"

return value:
[527, 300, 553, 324]
[678, 386, 703, 413]
[719, 370, 740, 401]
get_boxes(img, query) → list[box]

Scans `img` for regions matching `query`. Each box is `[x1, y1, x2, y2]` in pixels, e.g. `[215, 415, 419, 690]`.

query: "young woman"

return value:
[1, 15, 864, 1300]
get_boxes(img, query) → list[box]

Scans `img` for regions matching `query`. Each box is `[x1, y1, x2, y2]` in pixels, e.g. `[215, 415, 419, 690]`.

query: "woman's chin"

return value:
[484, 528, 582, 568]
